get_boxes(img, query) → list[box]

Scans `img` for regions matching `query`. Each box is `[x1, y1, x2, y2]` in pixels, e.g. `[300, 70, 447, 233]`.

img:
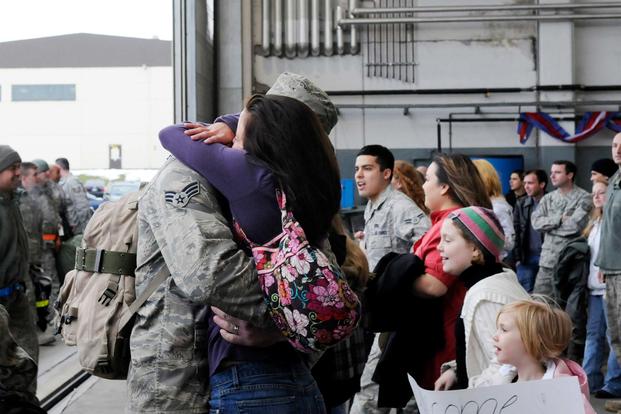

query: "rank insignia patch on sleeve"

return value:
[164, 181, 200, 208]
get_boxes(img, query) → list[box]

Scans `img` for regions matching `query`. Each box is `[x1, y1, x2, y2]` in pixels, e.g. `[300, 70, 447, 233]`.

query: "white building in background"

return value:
[0, 33, 173, 169]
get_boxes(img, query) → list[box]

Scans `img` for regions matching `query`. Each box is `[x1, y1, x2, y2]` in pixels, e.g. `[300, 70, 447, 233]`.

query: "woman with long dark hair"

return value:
[412, 153, 491, 388]
[159, 93, 347, 413]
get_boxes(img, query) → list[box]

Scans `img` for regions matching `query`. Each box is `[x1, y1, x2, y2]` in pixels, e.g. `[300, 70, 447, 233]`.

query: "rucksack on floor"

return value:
[56, 191, 167, 379]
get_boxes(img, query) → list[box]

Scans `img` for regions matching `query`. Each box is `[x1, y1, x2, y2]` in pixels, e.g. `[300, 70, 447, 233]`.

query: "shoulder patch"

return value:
[164, 181, 200, 208]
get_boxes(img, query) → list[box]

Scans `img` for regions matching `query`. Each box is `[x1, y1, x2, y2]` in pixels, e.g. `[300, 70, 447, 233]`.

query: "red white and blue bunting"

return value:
[517, 111, 621, 144]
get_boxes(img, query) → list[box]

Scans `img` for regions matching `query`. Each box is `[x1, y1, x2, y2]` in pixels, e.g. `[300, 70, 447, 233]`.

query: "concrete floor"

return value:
[37, 339, 617, 413]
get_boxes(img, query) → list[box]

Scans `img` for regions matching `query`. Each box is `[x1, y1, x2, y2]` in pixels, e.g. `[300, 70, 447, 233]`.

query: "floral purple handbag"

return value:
[250, 190, 361, 353]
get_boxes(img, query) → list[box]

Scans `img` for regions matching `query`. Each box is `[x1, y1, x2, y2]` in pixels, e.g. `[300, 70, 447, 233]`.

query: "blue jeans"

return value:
[583, 294, 621, 395]
[516, 256, 539, 293]
[209, 360, 327, 414]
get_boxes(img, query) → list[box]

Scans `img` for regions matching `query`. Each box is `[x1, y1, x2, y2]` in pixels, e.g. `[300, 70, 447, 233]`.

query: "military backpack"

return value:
[56, 191, 168, 379]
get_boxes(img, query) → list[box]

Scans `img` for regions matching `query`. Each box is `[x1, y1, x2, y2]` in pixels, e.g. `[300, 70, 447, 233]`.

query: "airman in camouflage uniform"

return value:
[0, 304, 39, 408]
[31, 160, 62, 301]
[362, 185, 430, 271]
[352, 146, 428, 414]
[44, 180, 69, 235]
[0, 146, 38, 367]
[19, 163, 53, 335]
[128, 158, 271, 413]
[129, 72, 340, 413]
[532, 161, 592, 297]
[55, 157, 92, 235]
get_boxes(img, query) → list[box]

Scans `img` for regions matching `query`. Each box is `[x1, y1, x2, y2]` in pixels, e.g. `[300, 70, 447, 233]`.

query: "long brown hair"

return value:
[331, 216, 369, 291]
[393, 160, 429, 214]
[244, 94, 341, 246]
[433, 153, 492, 209]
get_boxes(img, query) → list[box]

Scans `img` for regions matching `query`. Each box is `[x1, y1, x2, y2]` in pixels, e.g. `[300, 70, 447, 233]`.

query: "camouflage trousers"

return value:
[605, 274, 621, 366]
[0, 279, 39, 365]
[42, 247, 59, 314]
[533, 266, 557, 299]
[0, 304, 38, 405]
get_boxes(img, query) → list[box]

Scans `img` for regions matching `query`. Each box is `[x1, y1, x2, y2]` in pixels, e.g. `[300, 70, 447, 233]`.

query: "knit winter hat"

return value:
[449, 206, 505, 262]
[32, 159, 49, 172]
[0, 145, 21, 172]
[267, 72, 338, 134]
[591, 158, 617, 178]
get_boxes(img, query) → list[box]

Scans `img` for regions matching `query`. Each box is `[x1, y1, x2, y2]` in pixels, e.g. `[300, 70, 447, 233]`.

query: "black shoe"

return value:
[594, 389, 621, 399]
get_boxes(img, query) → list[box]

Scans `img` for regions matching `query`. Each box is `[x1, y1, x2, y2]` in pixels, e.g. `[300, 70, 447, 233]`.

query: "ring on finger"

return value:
[232, 324, 240, 335]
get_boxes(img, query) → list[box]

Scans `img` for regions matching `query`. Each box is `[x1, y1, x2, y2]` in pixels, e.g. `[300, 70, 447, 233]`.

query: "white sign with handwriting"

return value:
[408, 375, 585, 414]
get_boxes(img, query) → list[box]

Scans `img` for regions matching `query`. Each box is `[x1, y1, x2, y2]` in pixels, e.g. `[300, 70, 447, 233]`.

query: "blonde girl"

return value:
[471, 299, 595, 414]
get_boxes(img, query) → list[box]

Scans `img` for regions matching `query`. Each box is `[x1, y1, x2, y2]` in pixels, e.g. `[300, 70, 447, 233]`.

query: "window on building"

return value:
[11, 84, 76, 101]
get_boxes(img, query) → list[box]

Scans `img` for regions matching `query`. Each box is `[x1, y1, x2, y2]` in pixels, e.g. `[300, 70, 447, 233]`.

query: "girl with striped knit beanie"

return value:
[434, 206, 529, 391]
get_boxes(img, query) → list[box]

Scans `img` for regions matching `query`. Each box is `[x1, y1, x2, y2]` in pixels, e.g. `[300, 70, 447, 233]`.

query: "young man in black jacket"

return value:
[513, 169, 547, 292]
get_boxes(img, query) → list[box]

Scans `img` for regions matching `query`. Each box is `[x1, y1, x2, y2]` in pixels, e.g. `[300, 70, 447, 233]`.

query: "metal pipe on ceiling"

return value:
[336, 5, 345, 55]
[285, 0, 297, 58]
[324, 0, 334, 56]
[327, 84, 621, 96]
[274, 0, 284, 56]
[298, 0, 310, 57]
[261, 0, 271, 56]
[349, 0, 359, 54]
[334, 100, 621, 110]
[352, 2, 621, 14]
[311, 0, 321, 56]
[338, 13, 621, 25]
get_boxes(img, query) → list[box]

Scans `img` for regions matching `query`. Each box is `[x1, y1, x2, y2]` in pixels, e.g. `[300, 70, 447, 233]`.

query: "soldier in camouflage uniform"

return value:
[128, 158, 273, 413]
[532, 160, 592, 297]
[130, 73, 339, 413]
[30, 159, 63, 321]
[55, 157, 92, 235]
[0, 146, 38, 367]
[54, 158, 93, 282]
[351, 145, 429, 414]
[19, 163, 53, 339]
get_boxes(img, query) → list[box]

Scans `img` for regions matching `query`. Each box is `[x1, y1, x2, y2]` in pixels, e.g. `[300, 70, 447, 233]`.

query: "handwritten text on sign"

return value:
[408, 375, 584, 414]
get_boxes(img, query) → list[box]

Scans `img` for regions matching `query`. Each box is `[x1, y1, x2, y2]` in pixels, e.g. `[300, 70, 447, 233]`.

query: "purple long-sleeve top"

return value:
[159, 120, 281, 244]
[159, 119, 298, 376]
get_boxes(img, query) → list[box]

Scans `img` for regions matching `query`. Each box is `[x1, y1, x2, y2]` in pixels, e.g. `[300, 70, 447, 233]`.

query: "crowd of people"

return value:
[0, 154, 92, 412]
[2, 72, 621, 414]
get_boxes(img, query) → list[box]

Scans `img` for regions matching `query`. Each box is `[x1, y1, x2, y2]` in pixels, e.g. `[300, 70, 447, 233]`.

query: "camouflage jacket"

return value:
[531, 185, 593, 269]
[16, 189, 43, 266]
[16, 189, 49, 289]
[128, 158, 271, 413]
[30, 185, 61, 245]
[43, 181, 68, 237]
[59, 174, 93, 235]
[0, 191, 29, 290]
[363, 185, 431, 270]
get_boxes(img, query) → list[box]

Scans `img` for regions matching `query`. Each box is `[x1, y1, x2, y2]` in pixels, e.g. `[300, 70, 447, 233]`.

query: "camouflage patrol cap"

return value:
[266, 72, 338, 133]
[32, 159, 50, 172]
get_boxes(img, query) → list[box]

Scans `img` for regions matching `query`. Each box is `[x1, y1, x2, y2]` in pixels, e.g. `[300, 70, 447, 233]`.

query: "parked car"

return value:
[84, 179, 106, 198]
[106, 181, 141, 201]
[86, 192, 105, 211]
